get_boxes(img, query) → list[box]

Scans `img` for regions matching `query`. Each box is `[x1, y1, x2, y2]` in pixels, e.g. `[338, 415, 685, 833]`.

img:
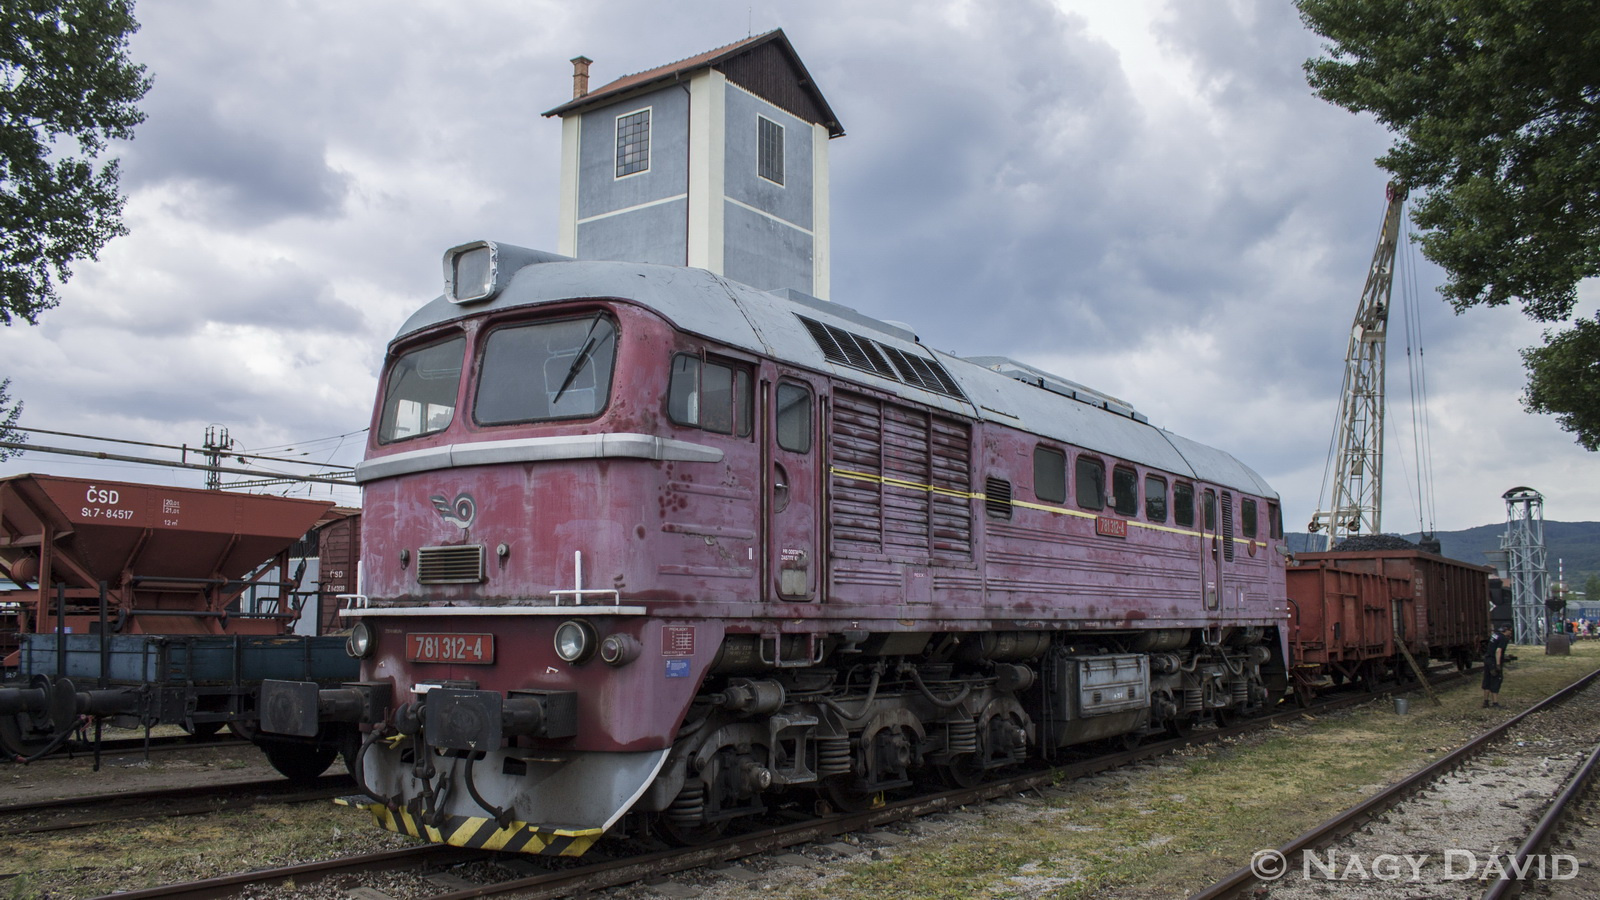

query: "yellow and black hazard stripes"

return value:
[346, 798, 602, 856]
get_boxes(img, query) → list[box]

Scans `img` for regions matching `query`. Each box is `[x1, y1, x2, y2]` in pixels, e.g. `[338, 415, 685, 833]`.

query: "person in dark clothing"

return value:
[1482, 624, 1512, 707]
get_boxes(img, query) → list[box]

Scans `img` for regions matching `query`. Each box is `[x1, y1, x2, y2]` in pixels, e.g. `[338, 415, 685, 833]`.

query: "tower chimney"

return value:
[571, 56, 592, 99]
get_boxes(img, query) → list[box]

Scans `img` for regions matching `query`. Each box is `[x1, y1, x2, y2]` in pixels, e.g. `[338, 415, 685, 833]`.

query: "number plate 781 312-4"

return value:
[407, 632, 495, 664]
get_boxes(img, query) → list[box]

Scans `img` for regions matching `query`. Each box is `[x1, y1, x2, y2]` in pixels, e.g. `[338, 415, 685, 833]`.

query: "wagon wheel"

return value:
[182, 721, 224, 740]
[259, 738, 338, 782]
[0, 713, 57, 759]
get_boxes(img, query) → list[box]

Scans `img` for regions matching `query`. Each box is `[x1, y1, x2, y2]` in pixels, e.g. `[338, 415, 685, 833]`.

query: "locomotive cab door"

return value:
[1201, 486, 1222, 612]
[764, 372, 820, 601]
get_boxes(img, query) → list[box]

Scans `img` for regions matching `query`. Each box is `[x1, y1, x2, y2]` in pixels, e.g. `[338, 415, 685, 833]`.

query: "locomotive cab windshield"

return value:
[375, 313, 619, 443]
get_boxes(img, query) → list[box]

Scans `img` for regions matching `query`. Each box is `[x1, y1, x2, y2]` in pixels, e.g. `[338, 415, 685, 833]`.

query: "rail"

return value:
[1188, 666, 1600, 900]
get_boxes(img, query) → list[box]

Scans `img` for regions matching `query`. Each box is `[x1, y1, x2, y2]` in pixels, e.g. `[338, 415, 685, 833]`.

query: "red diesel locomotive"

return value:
[262, 241, 1289, 854]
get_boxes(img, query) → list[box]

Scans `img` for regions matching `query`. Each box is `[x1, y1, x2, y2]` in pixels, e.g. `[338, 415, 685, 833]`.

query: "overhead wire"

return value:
[1396, 208, 1439, 535]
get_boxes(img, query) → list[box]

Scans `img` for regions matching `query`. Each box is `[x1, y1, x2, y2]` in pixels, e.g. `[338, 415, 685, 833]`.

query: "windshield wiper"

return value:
[551, 316, 613, 407]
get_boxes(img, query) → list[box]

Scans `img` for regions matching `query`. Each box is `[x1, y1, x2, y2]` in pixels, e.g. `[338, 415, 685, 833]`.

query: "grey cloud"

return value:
[121, 82, 349, 225]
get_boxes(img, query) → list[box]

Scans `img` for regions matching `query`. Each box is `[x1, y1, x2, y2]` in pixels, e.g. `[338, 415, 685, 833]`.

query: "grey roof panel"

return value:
[392, 252, 1276, 497]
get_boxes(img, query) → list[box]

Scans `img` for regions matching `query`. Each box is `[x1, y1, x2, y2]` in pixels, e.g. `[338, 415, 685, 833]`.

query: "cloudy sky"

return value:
[2, 0, 1594, 534]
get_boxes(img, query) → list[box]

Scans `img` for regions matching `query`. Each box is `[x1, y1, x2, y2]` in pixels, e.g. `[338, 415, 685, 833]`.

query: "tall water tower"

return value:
[1502, 487, 1550, 644]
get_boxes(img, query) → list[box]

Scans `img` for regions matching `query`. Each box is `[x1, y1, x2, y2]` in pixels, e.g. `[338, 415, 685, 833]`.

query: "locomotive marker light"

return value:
[554, 619, 598, 663]
[599, 632, 642, 666]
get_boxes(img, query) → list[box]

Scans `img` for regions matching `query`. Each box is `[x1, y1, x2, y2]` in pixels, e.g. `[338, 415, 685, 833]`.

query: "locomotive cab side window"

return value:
[669, 354, 753, 436]
[1202, 489, 1217, 531]
[1268, 501, 1283, 539]
[1033, 446, 1066, 504]
[1241, 498, 1259, 538]
[776, 382, 812, 452]
[1075, 455, 1106, 510]
[378, 335, 466, 442]
[1144, 475, 1168, 523]
[1111, 465, 1138, 517]
[1173, 482, 1195, 527]
[475, 315, 617, 425]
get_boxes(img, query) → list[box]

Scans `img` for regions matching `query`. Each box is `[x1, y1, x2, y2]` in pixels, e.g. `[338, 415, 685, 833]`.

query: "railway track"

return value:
[0, 774, 352, 836]
[1191, 667, 1600, 900]
[88, 672, 1464, 900]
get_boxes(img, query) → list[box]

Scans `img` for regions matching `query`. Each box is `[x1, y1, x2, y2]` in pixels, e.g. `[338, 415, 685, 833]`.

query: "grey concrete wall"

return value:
[577, 198, 688, 266]
[577, 86, 690, 221]
[723, 88, 813, 229]
[723, 201, 813, 294]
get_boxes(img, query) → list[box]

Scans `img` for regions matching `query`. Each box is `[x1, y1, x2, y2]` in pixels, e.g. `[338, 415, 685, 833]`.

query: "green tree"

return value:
[1586, 574, 1600, 610]
[2, 0, 150, 325]
[0, 378, 21, 461]
[1522, 314, 1600, 450]
[1297, 0, 1600, 447]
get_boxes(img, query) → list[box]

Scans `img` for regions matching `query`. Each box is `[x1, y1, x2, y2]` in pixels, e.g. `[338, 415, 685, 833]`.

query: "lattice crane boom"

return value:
[1309, 181, 1407, 550]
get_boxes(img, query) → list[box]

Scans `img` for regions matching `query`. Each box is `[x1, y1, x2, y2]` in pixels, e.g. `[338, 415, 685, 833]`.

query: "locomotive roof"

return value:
[395, 251, 1277, 499]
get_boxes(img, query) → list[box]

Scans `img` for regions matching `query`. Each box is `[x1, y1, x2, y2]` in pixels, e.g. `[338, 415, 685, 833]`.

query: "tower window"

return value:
[758, 116, 784, 185]
[616, 108, 651, 178]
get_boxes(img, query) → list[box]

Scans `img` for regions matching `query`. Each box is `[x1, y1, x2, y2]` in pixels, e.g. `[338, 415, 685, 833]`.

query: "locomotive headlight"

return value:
[554, 619, 597, 663]
[444, 241, 566, 305]
[347, 620, 374, 659]
[447, 242, 496, 303]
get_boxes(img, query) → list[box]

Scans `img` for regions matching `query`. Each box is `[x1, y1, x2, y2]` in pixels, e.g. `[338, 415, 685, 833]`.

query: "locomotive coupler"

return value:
[258, 680, 392, 738]
[422, 688, 578, 752]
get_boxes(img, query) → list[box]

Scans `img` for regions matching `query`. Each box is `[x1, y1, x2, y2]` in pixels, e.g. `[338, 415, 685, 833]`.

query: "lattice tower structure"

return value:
[1501, 486, 1550, 644]
[1310, 182, 1408, 549]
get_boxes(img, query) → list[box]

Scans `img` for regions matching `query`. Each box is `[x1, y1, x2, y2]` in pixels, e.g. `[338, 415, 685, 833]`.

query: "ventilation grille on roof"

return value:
[798, 316, 963, 399]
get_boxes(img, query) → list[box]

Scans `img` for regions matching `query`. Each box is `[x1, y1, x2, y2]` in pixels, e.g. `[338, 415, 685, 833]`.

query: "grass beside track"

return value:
[759, 641, 1600, 900]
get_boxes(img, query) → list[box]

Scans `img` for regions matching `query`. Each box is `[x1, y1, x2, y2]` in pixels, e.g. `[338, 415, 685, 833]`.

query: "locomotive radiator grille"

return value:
[417, 544, 486, 584]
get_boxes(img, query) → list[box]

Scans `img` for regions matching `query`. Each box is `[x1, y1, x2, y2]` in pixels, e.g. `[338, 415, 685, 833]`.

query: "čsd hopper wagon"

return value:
[262, 241, 1289, 854]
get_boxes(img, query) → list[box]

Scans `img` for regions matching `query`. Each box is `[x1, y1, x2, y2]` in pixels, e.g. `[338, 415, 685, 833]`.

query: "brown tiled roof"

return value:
[542, 29, 843, 137]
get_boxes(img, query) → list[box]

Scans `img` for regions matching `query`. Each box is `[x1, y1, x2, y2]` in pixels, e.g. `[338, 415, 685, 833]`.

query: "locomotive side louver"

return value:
[798, 316, 964, 400]
[1221, 493, 1235, 562]
[417, 545, 486, 584]
[985, 477, 1013, 520]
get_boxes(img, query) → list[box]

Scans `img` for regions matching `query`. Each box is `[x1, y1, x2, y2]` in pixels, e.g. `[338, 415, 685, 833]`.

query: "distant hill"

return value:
[1288, 521, 1600, 585]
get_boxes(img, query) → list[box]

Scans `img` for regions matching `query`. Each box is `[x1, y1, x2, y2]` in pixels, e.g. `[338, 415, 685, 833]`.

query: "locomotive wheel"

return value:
[937, 754, 985, 789]
[654, 815, 728, 846]
[823, 777, 883, 813]
[259, 739, 338, 782]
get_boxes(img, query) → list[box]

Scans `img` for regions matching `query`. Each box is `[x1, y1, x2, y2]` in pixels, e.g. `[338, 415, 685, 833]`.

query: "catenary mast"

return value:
[1309, 182, 1408, 549]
